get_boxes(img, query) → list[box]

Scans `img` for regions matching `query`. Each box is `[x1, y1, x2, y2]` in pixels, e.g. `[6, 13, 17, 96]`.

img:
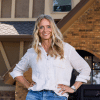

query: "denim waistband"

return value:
[26, 89, 67, 100]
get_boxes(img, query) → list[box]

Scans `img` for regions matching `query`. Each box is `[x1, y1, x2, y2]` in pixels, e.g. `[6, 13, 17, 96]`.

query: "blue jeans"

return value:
[26, 90, 67, 100]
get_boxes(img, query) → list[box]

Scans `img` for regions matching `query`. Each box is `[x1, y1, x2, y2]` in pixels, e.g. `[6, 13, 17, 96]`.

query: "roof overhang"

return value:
[57, 0, 95, 34]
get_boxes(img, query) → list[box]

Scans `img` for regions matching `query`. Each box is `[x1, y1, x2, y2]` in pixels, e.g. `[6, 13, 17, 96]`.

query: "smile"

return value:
[43, 34, 48, 36]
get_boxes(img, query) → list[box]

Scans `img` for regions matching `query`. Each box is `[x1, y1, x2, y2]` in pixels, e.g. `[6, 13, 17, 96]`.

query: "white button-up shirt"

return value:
[10, 42, 91, 98]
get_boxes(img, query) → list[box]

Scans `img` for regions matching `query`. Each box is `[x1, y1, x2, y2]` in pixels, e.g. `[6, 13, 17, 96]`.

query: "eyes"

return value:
[47, 25, 51, 28]
[39, 25, 51, 29]
[39, 26, 43, 29]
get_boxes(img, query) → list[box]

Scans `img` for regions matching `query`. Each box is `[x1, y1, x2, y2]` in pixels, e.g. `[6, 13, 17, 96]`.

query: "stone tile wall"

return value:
[0, 22, 35, 35]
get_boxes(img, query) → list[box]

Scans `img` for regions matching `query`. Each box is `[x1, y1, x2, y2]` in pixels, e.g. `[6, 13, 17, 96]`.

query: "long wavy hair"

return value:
[32, 14, 64, 60]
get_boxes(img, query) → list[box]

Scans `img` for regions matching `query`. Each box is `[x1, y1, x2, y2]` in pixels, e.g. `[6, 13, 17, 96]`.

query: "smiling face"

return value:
[38, 18, 52, 41]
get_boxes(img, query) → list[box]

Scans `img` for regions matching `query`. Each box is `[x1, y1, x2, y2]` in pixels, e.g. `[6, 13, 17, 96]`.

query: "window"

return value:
[92, 57, 100, 84]
[77, 50, 100, 84]
[53, 0, 71, 12]
[84, 56, 100, 84]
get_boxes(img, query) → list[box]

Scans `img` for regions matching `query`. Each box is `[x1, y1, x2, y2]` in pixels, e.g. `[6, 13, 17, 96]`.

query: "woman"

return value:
[10, 14, 91, 100]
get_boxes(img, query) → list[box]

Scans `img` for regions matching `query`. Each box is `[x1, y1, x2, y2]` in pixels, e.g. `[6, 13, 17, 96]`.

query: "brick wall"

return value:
[0, 91, 15, 100]
[63, 0, 100, 59]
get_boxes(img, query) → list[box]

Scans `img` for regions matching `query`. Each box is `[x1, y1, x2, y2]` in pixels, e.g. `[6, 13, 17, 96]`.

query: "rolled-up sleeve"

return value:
[10, 51, 30, 79]
[69, 47, 91, 83]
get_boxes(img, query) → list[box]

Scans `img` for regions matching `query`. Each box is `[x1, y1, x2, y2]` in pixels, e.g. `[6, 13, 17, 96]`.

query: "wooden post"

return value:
[29, 0, 33, 18]
[0, 0, 2, 18]
[19, 41, 24, 60]
[11, 0, 15, 18]
[0, 42, 11, 70]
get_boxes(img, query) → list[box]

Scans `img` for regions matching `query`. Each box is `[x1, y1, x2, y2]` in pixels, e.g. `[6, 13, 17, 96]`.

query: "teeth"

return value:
[44, 34, 47, 35]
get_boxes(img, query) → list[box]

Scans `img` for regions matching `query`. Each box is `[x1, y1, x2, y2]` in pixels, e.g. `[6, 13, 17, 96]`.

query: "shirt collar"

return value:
[38, 42, 48, 56]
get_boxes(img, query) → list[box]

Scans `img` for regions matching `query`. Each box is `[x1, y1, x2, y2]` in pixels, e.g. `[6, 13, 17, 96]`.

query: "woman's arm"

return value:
[73, 81, 83, 90]
[58, 81, 83, 94]
[10, 52, 30, 79]
[15, 76, 35, 89]
[58, 44, 91, 95]
[10, 49, 36, 89]
[69, 47, 91, 83]
[15, 76, 30, 89]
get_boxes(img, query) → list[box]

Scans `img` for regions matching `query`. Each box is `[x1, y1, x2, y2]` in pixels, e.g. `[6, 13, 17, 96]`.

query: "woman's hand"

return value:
[57, 84, 74, 95]
[29, 81, 36, 87]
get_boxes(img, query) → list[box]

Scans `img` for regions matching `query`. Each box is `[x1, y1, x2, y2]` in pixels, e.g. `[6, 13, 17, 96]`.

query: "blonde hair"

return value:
[32, 14, 64, 60]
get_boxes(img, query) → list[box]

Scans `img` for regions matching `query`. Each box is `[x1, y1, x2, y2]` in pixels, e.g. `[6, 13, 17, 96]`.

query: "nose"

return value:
[43, 27, 47, 32]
